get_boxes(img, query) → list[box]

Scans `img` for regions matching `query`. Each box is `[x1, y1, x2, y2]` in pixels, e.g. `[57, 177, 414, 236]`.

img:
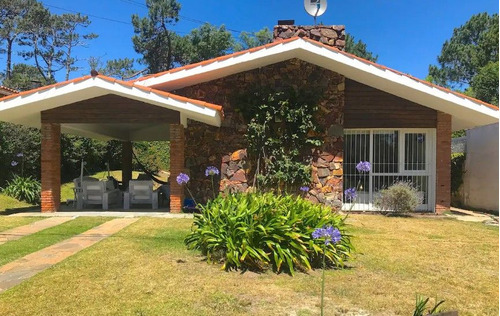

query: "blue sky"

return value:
[11, 0, 499, 82]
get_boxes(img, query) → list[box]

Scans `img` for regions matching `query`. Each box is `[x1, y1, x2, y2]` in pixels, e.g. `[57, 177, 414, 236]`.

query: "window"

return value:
[343, 129, 435, 211]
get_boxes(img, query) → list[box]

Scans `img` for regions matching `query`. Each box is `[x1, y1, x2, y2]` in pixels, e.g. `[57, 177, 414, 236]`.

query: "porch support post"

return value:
[122, 141, 133, 190]
[41, 123, 61, 212]
[435, 112, 452, 214]
[169, 124, 185, 213]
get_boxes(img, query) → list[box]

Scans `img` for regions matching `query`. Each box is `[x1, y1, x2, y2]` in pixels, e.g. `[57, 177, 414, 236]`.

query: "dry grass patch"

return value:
[0, 215, 497, 315]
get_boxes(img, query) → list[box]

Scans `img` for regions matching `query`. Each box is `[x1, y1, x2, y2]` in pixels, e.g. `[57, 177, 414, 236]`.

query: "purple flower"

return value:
[299, 186, 310, 192]
[312, 225, 342, 245]
[344, 187, 357, 202]
[176, 173, 190, 185]
[11, 161, 18, 167]
[16, 152, 23, 157]
[205, 166, 220, 177]
[356, 161, 371, 173]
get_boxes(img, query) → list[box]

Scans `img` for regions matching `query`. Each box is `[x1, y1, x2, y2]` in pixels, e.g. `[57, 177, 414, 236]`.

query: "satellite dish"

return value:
[304, 0, 328, 24]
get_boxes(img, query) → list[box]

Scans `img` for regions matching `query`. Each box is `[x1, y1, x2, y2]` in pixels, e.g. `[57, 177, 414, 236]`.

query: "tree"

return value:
[101, 58, 138, 80]
[59, 13, 98, 80]
[0, 0, 35, 80]
[132, 0, 181, 73]
[2, 63, 50, 91]
[175, 23, 234, 65]
[428, 13, 498, 105]
[345, 34, 378, 62]
[235, 27, 272, 51]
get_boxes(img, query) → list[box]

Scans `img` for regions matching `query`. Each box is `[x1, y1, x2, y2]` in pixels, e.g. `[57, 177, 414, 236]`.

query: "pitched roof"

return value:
[0, 75, 223, 140]
[0, 85, 19, 96]
[134, 37, 498, 131]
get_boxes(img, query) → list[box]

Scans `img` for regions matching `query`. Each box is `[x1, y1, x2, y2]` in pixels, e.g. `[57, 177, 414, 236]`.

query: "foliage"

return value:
[0, 0, 35, 79]
[175, 23, 234, 65]
[132, 0, 181, 73]
[89, 57, 138, 80]
[374, 181, 423, 214]
[2, 63, 50, 90]
[0, 122, 41, 187]
[345, 33, 378, 62]
[133, 141, 170, 173]
[235, 27, 272, 51]
[2, 174, 41, 204]
[413, 295, 446, 316]
[18, 3, 97, 81]
[184, 192, 353, 275]
[451, 153, 466, 193]
[236, 88, 322, 192]
[428, 13, 499, 105]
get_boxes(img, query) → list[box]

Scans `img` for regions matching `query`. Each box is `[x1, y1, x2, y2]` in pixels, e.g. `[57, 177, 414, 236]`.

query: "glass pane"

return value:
[343, 131, 370, 205]
[405, 133, 426, 170]
[373, 131, 399, 173]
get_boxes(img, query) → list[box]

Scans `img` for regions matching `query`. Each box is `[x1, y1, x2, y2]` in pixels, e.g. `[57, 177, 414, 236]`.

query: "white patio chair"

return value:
[81, 180, 122, 210]
[73, 177, 99, 209]
[124, 180, 158, 210]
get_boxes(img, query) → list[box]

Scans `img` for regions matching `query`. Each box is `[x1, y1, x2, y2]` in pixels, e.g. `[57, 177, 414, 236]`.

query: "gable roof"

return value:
[0, 85, 19, 96]
[0, 75, 223, 138]
[134, 37, 498, 131]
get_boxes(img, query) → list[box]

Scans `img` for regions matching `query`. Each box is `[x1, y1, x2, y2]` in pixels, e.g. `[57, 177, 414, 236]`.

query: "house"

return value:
[0, 24, 497, 214]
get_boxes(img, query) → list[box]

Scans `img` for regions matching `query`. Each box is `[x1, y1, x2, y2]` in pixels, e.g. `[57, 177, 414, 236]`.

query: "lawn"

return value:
[0, 215, 497, 315]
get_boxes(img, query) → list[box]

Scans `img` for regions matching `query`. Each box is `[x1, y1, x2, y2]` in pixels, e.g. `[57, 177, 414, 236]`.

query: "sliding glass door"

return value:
[343, 129, 435, 211]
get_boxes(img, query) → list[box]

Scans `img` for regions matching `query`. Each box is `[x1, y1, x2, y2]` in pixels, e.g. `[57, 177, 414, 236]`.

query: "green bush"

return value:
[374, 181, 423, 214]
[2, 175, 41, 205]
[451, 153, 466, 193]
[184, 192, 353, 275]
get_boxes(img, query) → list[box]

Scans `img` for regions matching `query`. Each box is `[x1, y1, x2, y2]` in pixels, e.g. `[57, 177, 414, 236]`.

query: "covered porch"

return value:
[0, 74, 223, 213]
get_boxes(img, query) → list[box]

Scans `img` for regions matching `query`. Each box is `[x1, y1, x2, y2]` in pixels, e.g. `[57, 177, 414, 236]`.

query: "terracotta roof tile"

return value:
[0, 75, 223, 115]
[134, 36, 498, 112]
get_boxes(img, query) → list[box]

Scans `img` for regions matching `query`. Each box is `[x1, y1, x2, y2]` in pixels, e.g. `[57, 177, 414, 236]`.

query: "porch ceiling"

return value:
[0, 75, 223, 140]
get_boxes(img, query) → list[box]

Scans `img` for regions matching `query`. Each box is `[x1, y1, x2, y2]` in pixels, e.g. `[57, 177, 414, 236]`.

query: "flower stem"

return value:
[185, 186, 198, 206]
[321, 242, 326, 316]
[211, 176, 216, 199]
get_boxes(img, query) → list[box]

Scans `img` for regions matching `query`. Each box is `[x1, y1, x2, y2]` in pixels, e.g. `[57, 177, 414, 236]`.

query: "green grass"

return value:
[0, 194, 35, 212]
[0, 216, 111, 267]
[0, 215, 497, 315]
[0, 217, 42, 232]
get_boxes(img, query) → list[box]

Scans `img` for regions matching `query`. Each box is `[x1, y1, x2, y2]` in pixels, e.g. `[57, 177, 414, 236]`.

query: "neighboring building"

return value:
[0, 24, 498, 214]
[455, 123, 499, 213]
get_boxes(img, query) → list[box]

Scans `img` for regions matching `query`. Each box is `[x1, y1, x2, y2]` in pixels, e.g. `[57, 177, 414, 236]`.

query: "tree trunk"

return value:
[6, 39, 13, 80]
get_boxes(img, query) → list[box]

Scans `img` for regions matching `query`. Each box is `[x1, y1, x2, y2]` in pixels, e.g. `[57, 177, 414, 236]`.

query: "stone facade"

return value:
[175, 58, 345, 207]
[273, 25, 345, 50]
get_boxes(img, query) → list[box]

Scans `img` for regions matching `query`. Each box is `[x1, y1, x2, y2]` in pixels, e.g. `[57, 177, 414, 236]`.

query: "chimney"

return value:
[273, 23, 345, 51]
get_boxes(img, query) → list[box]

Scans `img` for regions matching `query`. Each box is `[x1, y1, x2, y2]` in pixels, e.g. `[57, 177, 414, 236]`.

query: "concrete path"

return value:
[448, 207, 498, 225]
[0, 217, 74, 246]
[0, 217, 138, 294]
[8, 211, 193, 219]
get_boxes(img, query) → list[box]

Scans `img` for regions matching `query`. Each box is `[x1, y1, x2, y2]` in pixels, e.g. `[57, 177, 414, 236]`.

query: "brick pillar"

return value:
[41, 123, 61, 212]
[169, 124, 185, 213]
[122, 141, 133, 190]
[435, 112, 452, 214]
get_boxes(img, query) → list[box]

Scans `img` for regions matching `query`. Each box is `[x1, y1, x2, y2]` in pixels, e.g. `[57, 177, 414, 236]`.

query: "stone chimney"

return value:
[273, 24, 345, 50]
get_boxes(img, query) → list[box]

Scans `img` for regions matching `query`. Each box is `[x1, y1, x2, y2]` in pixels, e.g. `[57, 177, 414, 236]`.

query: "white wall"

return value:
[462, 123, 499, 212]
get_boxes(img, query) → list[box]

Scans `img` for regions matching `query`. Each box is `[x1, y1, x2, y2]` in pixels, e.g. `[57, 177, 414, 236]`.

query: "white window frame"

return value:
[343, 128, 436, 212]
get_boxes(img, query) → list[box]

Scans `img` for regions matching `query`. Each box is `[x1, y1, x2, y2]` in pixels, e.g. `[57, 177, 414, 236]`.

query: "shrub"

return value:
[374, 181, 423, 214]
[451, 153, 466, 193]
[2, 175, 41, 205]
[184, 192, 353, 275]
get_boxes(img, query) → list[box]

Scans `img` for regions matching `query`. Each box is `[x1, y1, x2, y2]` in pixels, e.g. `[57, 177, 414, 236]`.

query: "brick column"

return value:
[41, 123, 61, 212]
[169, 124, 185, 213]
[435, 112, 452, 214]
[122, 141, 133, 190]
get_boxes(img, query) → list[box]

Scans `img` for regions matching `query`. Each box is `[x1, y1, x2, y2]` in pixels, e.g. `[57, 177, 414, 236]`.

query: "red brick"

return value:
[41, 123, 61, 213]
[435, 112, 451, 214]
[169, 124, 185, 213]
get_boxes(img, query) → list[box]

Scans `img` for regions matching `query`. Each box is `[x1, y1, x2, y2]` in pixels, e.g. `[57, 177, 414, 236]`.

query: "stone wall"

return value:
[174, 59, 345, 208]
[273, 25, 345, 50]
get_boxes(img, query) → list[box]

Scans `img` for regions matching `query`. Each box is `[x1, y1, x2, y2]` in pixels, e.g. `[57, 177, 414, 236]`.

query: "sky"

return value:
[7, 0, 499, 82]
